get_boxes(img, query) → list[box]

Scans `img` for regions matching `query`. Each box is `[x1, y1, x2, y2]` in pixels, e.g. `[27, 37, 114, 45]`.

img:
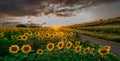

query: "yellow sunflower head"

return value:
[65, 33, 68, 36]
[9, 45, 20, 54]
[40, 33, 45, 37]
[39, 36, 44, 40]
[24, 33, 28, 36]
[90, 48, 94, 53]
[50, 34, 55, 39]
[104, 46, 111, 50]
[17, 36, 22, 40]
[0, 33, 4, 37]
[57, 42, 64, 49]
[27, 31, 32, 36]
[36, 49, 43, 55]
[35, 32, 40, 36]
[59, 32, 64, 36]
[83, 47, 90, 54]
[69, 32, 73, 36]
[21, 45, 32, 53]
[66, 42, 73, 49]
[45, 33, 49, 38]
[61, 38, 67, 42]
[21, 36, 28, 41]
[11, 36, 16, 39]
[75, 46, 82, 53]
[98, 49, 110, 56]
[75, 41, 80, 46]
[47, 43, 54, 51]
[54, 32, 58, 35]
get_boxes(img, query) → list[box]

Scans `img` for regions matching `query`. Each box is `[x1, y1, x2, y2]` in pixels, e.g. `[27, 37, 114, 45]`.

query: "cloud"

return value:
[0, 17, 17, 22]
[0, 21, 21, 27]
[0, 0, 119, 18]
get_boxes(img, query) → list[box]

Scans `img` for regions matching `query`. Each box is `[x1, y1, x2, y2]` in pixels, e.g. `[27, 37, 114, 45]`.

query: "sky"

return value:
[0, 0, 120, 26]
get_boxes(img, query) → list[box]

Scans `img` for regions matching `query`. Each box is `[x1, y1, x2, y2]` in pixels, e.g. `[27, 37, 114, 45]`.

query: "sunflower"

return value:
[39, 36, 44, 40]
[0, 33, 3, 37]
[40, 33, 45, 37]
[90, 48, 94, 53]
[61, 38, 67, 42]
[45, 33, 49, 38]
[54, 32, 58, 35]
[66, 42, 73, 49]
[11, 36, 16, 39]
[104, 46, 111, 51]
[75, 46, 82, 53]
[69, 32, 73, 36]
[98, 49, 110, 56]
[57, 42, 64, 49]
[17, 36, 22, 40]
[9, 45, 20, 54]
[35, 32, 40, 36]
[47, 43, 54, 51]
[21, 45, 32, 53]
[21, 36, 28, 40]
[59, 32, 64, 36]
[24, 33, 28, 36]
[27, 31, 32, 36]
[83, 47, 90, 54]
[86, 47, 90, 50]
[36, 49, 43, 55]
[65, 33, 68, 36]
[50, 34, 55, 39]
[75, 41, 80, 46]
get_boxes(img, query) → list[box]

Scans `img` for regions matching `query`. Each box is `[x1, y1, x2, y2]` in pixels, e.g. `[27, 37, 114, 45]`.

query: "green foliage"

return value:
[71, 16, 120, 27]
[16, 24, 27, 28]
[68, 17, 120, 43]
[0, 27, 120, 61]
[77, 27, 120, 43]
[80, 27, 120, 35]
[29, 25, 39, 28]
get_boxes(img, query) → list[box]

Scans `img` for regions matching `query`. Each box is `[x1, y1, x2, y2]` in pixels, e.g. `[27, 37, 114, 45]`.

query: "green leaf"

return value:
[28, 53, 36, 61]
[107, 54, 120, 61]
[17, 53, 25, 61]
[63, 55, 69, 61]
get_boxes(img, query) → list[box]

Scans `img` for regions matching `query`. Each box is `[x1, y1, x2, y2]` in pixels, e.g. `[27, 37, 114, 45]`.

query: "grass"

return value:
[68, 16, 120, 28]
[79, 27, 120, 35]
[78, 30, 120, 43]
[0, 27, 120, 61]
[67, 16, 120, 43]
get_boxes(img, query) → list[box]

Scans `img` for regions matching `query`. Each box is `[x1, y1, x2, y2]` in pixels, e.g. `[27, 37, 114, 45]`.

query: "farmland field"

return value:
[68, 17, 120, 43]
[0, 0, 120, 61]
[77, 26, 120, 43]
[0, 26, 120, 61]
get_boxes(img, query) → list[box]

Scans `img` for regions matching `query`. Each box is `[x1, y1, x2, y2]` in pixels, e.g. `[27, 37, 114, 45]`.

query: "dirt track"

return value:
[80, 35, 120, 57]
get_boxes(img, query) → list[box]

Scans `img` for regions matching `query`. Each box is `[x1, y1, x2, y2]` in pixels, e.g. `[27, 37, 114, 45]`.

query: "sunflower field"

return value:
[0, 27, 120, 61]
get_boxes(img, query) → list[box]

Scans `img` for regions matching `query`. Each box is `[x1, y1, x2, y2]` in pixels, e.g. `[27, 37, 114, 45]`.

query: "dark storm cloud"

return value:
[0, 0, 119, 18]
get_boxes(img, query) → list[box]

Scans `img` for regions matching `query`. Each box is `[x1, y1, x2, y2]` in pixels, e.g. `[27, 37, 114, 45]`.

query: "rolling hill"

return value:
[68, 16, 120, 43]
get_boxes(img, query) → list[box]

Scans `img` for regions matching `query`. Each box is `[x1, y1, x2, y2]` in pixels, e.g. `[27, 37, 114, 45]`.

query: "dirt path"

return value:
[80, 35, 120, 57]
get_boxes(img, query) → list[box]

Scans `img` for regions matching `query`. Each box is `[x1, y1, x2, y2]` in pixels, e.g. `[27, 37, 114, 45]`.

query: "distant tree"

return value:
[16, 24, 27, 28]
[100, 19, 104, 21]
[29, 25, 38, 28]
